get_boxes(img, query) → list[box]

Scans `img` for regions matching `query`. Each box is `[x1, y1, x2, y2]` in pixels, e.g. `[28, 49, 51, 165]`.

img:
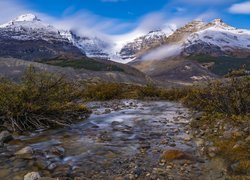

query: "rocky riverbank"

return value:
[190, 113, 250, 179]
[0, 100, 240, 179]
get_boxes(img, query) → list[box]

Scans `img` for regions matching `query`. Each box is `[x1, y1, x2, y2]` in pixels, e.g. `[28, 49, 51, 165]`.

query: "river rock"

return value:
[162, 149, 186, 161]
[243, 127, 249, 133]
[245, 136, 250, 142]
[51, 146, 65, 157]
[16, 146, 33, 155]
[170, 143, 176, 147]
[207, 147, 219, 157]
[24, 172, 41, 180]
[104, 109, 111, 114]
[230, 162, 240, 172]
[232, 141, 244, 149]
[194, 138, 205, 147]
[35, 158, 48, 169]
[233, 131, 243, 138]
[192, 112, 203, 120]
[111, 121, 122, 126]
[223, 131, 232, 139]
[48, 162, 58, 170]
[15, 146, 33, 159]
[184, 136, 191, 141]
[0, 131, 13, 144]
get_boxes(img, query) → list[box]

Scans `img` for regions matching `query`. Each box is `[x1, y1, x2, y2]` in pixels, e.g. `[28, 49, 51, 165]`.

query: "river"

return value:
[0, 100, 220, 179]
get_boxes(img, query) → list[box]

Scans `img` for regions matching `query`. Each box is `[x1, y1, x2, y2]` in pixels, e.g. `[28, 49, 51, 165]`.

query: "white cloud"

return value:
[229, 1, 250, 14]
[0, 0, 30, 24]
[142, 44, 182, 61]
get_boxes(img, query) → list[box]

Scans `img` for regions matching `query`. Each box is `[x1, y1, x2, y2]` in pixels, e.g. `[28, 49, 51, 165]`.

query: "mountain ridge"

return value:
[0, 14, 249, 86]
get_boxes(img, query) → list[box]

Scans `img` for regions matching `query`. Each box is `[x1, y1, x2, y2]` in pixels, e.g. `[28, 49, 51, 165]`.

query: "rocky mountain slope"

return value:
[129, 19, 250, 84]
[0, 57, 151, 85]
[60, 30, 111, 59]
[119, 30, 170, 61]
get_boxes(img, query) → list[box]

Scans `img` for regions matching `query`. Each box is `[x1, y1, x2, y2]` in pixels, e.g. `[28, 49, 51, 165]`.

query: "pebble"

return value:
[0, 131, 13, 144]
[166, 165, 173, 169]
[24, 172, 41, 180]
[35, 158, 48, 169]
[15, 146, 33, 155]
[194, 138, 205, 147]
[48, 162, 58, 170]
[207, 147, 219, 157]
[15, 146, 33, 159]
[245, 136, 250, 142]
[170, 143, 176, 147]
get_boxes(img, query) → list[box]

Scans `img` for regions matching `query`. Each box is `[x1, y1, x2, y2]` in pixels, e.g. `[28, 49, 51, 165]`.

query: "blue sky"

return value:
[0, 0, 250, 38]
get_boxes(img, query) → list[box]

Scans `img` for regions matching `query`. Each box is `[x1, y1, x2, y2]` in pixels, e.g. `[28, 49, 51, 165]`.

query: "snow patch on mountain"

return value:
[14, 14, 40, 22]
[60, 30, 111, 59]
[186, 20, 250, 50]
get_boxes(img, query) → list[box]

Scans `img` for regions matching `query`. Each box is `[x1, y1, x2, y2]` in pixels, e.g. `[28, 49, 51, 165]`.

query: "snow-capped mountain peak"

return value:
[181, 19, 250, 57]
[0, 13, 56, 31]
[211, 18, 223, 25]
[14, 13, 40, 22]
[143, 29, 167, 41]
[0, 14, 67, 42]
[205, 18, 235, 31]
[131, 18, 250, 62]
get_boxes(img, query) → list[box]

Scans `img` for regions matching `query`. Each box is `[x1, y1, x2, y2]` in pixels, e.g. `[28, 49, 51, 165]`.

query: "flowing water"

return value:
[0, 100, 213, 179]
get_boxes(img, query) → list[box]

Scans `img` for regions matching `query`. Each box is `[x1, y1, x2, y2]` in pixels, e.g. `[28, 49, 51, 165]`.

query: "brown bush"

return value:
[0, 67, 90, 132]
[82, 83, 124, 101]
[182, 76, 250, 115]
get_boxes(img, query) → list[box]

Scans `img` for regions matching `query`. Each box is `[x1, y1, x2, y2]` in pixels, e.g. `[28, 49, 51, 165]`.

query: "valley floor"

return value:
[0, 100, 232, 180]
